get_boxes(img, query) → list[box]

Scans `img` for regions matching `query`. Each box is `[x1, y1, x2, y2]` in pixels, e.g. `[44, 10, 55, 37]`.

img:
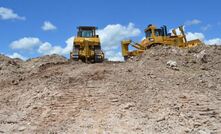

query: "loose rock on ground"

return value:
[0, 45, 221, 133]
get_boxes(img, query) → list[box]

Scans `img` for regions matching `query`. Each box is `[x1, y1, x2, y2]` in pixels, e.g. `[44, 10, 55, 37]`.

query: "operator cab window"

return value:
[154, 29, 163, 36]
[81, 30, 94, 37]
[145, 30, 152, 37]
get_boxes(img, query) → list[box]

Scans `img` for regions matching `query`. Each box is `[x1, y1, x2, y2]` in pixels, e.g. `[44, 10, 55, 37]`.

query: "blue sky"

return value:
[0, 0, 221, 60]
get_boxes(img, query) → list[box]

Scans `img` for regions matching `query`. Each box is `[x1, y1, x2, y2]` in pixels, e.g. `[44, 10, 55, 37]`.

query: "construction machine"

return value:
[121, 24, 202, 60]
[70, 26, 104, 63]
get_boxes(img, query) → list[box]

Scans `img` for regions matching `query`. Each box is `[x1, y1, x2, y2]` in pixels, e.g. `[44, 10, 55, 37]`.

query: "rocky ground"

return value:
[0, 45, 221, 134]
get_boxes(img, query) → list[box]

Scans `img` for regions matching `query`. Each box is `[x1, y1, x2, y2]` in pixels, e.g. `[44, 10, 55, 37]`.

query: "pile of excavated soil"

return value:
[0, 55, 25, 85]
[0, 45, 221, 134]
[24, 54, 68, 71]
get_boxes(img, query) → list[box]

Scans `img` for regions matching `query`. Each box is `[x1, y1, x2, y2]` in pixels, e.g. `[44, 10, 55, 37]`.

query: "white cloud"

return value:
[38, 42, 63, 55]
[105, 50, 123, 61]
[63, 36, 74, 54]
[9, 36, 73, 57]
[185, 19, 201, 26]
[186, 32, 221, 45]
[7, 52, 27, 60]
[169, 26, 204, 42]
[0, 7, 25, 20]
[97, 23, 141, 61]
[169, 26, 204, 41]
[205, 38, 221, 45]
[10, 37, 42, 50]
[41, 21, 57, 31]
[186, 32, 205, 41]
[38, 36, 74, 55]
[201, 24, 212, 31]
[37, 42, 53, 54]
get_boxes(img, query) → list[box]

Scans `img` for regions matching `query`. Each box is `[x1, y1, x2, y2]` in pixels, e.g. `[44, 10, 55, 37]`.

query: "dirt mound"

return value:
[0, 54, 24, 70]
[0, 54, 24, 84]
[0, 45, 221, 133]
[25, 54, 68, 68]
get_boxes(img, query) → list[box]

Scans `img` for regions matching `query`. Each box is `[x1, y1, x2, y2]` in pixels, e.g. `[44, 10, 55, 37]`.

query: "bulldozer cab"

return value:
[145, 25, 168, 38]
[77, 26, 98, 38]
[143, 24, 168, 45]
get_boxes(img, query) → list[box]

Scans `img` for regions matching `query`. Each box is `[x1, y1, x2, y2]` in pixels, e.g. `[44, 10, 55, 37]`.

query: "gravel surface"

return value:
[0, 45, 221, 134]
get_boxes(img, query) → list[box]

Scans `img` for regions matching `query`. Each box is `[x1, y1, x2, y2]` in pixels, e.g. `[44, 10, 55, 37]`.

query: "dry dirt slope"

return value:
[0, 45, 221, 134]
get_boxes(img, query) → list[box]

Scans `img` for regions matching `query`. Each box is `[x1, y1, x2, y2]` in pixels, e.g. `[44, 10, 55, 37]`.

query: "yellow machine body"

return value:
[70, 26, 104, 63]
[121, 24, 202, 60]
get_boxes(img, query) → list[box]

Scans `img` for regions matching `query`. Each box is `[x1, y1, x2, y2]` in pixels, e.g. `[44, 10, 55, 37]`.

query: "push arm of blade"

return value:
[131, 41, 146, 50]
[131, 44, 144, 50]
[121, 40, 145, 57]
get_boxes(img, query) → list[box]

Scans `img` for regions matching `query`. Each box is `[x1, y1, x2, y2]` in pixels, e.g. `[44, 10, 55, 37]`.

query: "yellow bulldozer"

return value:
[121, 24, 202, 60]
[70, 26, 104, 63]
